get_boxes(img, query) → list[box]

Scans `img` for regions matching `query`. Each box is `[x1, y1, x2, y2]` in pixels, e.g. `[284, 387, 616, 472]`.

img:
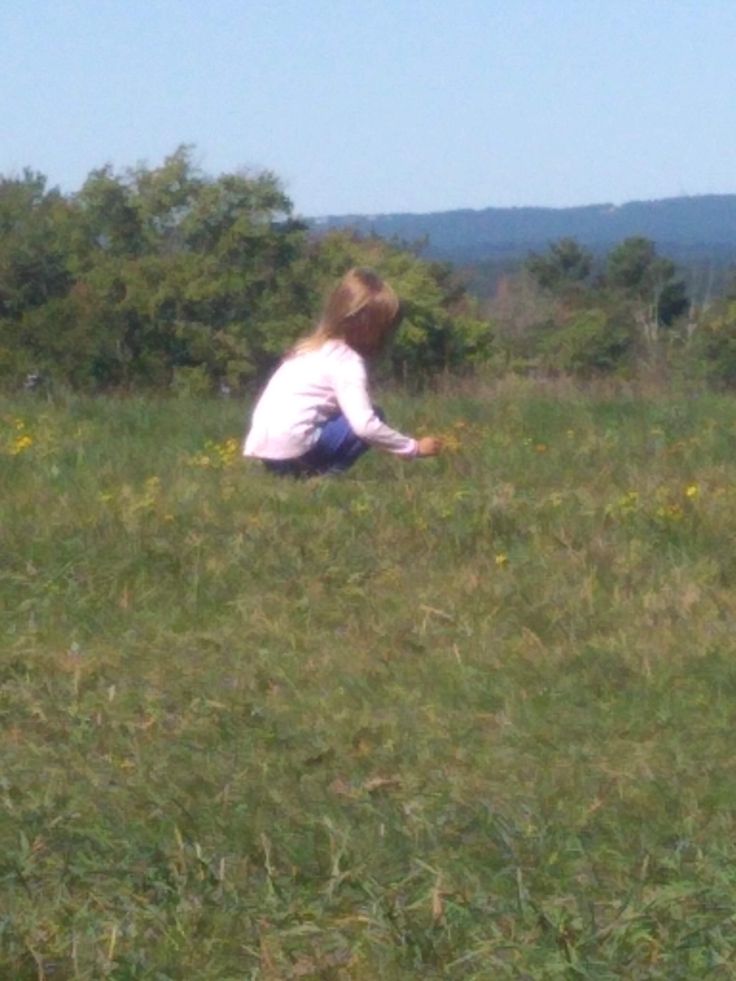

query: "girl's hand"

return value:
[416, 436, 443, 457]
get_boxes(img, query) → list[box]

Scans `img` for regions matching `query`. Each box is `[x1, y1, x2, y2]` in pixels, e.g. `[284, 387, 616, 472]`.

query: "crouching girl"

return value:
[243, 267, 442, 476]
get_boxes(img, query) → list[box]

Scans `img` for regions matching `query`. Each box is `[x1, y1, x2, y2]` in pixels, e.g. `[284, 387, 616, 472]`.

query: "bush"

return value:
[539, 308, 636, 376]
[689, 302, 736, 387]
[0, 153, 495, 393]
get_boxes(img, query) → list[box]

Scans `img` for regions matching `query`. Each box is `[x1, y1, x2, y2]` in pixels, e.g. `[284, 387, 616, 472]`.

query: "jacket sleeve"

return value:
[332, 351, 418, 457]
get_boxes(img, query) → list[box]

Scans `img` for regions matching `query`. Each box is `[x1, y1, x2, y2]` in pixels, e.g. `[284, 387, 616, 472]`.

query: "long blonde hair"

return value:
[292, 267, 401, 358]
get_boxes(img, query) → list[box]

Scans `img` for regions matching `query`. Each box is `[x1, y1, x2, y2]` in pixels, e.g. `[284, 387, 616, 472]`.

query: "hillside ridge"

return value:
[309, 194, 736, 264]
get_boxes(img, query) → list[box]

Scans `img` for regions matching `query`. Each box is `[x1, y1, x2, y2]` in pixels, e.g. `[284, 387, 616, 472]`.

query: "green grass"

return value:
[2, 380, 736, 979]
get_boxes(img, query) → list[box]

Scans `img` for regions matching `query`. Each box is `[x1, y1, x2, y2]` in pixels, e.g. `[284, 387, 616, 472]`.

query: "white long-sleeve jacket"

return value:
[243, 339, 418, 460]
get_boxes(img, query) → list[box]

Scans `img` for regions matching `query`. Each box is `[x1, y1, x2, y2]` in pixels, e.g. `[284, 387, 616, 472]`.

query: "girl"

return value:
[243, 267, 442, 476]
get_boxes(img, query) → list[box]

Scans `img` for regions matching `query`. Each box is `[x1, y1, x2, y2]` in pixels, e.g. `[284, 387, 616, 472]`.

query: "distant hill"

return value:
[309, 195, 736, 266]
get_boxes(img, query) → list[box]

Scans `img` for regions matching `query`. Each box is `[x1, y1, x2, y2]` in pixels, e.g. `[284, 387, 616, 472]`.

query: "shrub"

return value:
[539, 308, 636, 376]
[689, 301, 736, 387]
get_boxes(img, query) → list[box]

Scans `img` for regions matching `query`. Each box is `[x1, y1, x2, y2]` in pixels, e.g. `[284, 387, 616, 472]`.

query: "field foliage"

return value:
[3, 382, 736, 978]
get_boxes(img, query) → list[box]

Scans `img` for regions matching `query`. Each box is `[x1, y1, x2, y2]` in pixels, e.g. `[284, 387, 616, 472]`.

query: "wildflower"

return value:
[216, 438, 239, 465]
[495, 552, 509, 567]
[685, 484, 699, 499]
[188, 438, 240, 469]
[10, 434, 33, 455]
[606, 490, 639, 518]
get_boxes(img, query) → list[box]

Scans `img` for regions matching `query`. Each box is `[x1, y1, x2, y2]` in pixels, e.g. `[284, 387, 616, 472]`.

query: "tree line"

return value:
[489, 237, 736, 386]
[1, 146, 735, 393]
[0, 147, 490, 394]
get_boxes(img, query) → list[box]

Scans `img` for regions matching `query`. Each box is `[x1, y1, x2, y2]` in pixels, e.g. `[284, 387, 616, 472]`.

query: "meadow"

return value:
[2, 380, 736, 979]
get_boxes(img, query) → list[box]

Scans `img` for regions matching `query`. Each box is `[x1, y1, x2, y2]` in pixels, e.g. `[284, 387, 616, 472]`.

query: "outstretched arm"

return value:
[333, 355, 442, 457]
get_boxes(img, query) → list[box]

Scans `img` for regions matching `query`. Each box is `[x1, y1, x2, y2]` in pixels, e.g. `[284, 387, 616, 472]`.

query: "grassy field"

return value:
[3, 380, 736, 979]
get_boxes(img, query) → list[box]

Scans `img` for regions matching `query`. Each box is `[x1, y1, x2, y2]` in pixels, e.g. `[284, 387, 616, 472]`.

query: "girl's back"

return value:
[243, 267, 442, 472]
[245, 339, 364, 459]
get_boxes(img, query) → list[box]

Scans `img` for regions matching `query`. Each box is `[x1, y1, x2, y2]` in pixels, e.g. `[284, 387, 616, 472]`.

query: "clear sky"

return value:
[2, 0, 736, 217]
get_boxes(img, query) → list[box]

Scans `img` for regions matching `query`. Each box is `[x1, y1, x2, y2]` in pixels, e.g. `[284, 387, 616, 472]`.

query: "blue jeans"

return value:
[263, 409, 383, 477]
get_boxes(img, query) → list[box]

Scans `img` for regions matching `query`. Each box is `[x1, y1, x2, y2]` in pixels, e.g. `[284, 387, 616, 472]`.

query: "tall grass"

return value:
[2, 382, 736, 978]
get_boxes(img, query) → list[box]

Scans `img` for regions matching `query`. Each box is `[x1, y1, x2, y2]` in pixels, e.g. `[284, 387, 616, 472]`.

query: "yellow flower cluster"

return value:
[607, 484, 702, 525]
[2, 414, 63, 458]
[3, 418, 34, 456]
[187, 438, 240, 469]
[605, 490, 639, 520]
[11, 433, 34, 455]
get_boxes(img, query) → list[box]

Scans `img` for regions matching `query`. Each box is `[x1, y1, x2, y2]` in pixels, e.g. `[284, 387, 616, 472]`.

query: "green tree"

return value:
[74, 166, 145, 260]
[606, 237, 688, 340]
[689, 300, 736, 387]
[0, 170, 71, 319]
[540, 307, 636, 376]
[36, 153, 310, 390]
[128, 145, 204, 253]
[0, 150, 496, 392]
[526, 238, 593, 293]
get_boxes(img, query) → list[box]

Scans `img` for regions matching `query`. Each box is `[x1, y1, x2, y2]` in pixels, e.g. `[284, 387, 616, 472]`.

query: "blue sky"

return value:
[2, 0, 736, 217]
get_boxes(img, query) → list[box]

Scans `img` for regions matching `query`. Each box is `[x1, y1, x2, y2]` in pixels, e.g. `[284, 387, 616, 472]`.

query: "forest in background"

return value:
[2, 146, 736, 393]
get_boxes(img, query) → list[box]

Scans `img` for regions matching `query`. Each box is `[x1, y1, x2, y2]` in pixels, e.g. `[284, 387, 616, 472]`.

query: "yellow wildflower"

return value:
[188, 437, 240, 469]
[10, 434, 33, 455]
[606, 490, 639, 518]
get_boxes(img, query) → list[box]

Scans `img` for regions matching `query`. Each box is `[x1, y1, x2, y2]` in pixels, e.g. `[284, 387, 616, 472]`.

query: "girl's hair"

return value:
[292, 267, 401, 358]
